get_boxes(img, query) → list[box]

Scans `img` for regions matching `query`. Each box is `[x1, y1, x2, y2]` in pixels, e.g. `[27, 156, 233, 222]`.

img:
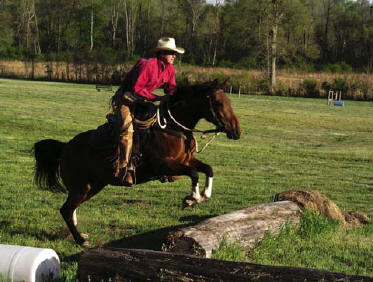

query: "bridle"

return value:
[157, 94, 225, 135]
[156, 94, 225, 153]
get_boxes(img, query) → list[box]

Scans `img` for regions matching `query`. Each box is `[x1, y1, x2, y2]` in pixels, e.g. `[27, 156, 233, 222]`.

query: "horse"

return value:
[33, 79, 241, 247]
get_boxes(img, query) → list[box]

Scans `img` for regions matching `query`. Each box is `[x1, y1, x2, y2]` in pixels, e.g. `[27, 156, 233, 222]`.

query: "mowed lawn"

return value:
[0, 78, 372, 280]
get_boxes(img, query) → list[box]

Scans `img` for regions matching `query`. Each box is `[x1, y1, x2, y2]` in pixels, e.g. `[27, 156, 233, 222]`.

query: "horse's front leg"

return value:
[189, 158, 213, 199]
[154, 159, 202, 208]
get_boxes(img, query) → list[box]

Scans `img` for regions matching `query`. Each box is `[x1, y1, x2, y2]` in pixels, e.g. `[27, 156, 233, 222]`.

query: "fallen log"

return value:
[164, 201, 302, 258]
[78, 247, 373, 282]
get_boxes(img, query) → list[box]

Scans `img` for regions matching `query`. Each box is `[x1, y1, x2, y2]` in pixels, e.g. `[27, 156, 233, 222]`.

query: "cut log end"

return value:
[164, 231, 206, 257]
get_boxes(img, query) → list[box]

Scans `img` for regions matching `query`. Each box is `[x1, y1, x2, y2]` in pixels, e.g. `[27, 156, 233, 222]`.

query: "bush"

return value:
[348, 78, 370, 100]
[274, 81, 288, 96]
[298, 79, 319, 98]
[0, 46, 24, 60]
[218, 59, 234, 68]
[237, 56, 257, 69]
[316, 62, 353, 73]
[331, 77, 348, 92]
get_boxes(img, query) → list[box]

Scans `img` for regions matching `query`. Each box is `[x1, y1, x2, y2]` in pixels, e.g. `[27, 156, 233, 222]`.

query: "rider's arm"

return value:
[164, 67, 177, 96]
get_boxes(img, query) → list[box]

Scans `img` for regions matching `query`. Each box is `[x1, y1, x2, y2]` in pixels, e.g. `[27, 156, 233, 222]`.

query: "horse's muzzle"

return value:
[226, 128, 241, 140]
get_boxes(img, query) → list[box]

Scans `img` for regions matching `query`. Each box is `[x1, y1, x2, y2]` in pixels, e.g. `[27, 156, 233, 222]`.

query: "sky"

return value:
[206, 0, 224, 4]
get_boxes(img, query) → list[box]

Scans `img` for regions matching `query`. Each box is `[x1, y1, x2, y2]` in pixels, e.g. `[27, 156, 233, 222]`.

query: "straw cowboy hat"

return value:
[152, 37, 185, 54]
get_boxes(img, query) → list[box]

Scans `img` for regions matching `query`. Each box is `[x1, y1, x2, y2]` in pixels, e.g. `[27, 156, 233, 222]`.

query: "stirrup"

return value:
[127, 166, 136, 186]
[117, 167, 134, 187]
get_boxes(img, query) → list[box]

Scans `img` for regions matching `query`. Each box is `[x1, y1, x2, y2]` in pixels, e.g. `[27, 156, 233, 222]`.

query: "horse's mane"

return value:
[171, 80, 218, 102]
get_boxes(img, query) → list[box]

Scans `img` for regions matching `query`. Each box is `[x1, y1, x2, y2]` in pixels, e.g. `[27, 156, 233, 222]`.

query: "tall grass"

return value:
[0, 60, 372, 100]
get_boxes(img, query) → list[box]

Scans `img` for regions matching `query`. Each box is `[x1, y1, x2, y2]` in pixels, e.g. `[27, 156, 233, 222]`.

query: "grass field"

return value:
[0, 78, 372, 280]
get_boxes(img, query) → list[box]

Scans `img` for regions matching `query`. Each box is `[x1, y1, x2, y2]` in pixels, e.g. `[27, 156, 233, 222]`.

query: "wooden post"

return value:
[229, 85, 232, 95]
[238, 85, 241, 98]
[328, 90, 334, 105]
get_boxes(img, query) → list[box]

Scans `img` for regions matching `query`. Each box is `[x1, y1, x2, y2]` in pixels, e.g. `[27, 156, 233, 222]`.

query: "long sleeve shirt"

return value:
[121, 57, 177, 101]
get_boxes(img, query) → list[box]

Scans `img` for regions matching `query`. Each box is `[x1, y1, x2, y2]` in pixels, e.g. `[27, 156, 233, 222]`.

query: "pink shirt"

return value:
[122, 58, 177, 101]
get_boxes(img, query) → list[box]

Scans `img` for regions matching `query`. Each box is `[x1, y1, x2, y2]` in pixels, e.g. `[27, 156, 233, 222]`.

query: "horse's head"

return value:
[170, 79, 241, 140]
[202, 79, 241, 140]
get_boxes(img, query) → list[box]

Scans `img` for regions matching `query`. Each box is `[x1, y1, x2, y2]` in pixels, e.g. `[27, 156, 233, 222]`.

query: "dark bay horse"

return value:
[33, 80, 241, 247]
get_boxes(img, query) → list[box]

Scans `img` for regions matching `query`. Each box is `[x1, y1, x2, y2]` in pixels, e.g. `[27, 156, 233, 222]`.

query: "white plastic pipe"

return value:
[0, 244, 60, 282]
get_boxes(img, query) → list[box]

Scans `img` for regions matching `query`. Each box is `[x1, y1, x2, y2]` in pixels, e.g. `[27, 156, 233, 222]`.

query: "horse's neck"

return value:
[168, 101, 201, 130]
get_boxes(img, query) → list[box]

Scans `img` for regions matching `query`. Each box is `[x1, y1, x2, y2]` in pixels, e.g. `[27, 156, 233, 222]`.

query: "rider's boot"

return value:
[115, 130, 134, 186]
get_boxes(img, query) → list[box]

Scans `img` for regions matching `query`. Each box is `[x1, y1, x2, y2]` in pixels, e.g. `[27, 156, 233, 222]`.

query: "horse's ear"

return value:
[210, 77, 230, 89]
[221, 77, 230, 88]
[211, 79, 219, 89]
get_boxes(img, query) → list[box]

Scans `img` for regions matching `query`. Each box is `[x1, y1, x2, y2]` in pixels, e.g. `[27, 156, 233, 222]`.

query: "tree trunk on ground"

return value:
[164, 201, 302, 258]
[78, 248, 373, 282]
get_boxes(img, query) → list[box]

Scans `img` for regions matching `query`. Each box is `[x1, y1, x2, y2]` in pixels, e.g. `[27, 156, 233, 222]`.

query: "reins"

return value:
[193, 133, 220, 153]
[156, 97, 224, 153]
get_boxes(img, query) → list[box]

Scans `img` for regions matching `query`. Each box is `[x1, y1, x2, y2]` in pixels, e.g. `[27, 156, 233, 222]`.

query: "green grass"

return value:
[250, 211, 373, 276]
[0, 78, 372, 280]
[213, 211, 373, 276]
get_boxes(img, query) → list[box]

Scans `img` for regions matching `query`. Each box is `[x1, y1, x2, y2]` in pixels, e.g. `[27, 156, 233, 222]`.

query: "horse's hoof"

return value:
[81, 233, 89, 239]
[80, 241, 90, 248]
[182, 195, 198, 209]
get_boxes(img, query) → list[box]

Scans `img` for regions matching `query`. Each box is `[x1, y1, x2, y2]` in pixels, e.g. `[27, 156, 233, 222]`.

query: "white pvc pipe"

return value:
[0, 244, 60, 282]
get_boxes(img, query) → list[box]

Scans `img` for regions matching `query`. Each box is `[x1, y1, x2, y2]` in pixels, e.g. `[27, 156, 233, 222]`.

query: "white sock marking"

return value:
[204, 177, 213, 198]
[73, 209, 77, 226]
[192, 183, 201, 200]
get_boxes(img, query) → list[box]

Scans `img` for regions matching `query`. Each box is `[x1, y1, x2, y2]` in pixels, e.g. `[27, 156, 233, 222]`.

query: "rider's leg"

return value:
[114, 104, 134, 185]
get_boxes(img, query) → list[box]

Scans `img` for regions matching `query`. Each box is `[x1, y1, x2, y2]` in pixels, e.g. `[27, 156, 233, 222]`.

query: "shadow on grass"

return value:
[105, 214, 214, 250]
[63, 214, 215, 263]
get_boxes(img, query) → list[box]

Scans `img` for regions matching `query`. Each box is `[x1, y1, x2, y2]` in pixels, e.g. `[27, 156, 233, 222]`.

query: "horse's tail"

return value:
[33, 139, 67, 193]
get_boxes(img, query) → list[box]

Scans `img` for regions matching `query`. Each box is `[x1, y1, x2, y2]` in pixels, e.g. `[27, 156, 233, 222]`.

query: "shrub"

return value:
[332, 77, 348, 92]
[317, 62, 353, 73]
[237, 56, 257, 69]
[339, 62, 353, 72]
[274, 81, 288, 96]
[347, 78, 370, 100]
[300, 79, 319, 98]
[218, 59, 234, 68]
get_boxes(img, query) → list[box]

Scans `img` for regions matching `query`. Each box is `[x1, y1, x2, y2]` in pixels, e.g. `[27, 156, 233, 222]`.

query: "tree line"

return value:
[0, 0, 372, 73]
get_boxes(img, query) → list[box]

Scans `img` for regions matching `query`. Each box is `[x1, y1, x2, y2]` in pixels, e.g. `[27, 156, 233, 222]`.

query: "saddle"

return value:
[89, 94, 187, 185]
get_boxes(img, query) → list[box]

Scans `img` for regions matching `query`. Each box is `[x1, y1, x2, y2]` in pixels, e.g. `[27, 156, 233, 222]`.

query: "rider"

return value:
[111, 37, 185, 185]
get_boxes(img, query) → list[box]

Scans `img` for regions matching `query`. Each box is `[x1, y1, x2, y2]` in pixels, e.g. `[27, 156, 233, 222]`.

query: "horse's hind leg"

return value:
[60, 183, 104, 247]
[61, 191, 89, 247]
[72, 209, 88, 239]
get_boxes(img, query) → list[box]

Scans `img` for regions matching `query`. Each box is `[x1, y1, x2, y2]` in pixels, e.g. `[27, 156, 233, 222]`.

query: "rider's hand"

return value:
[153, 96, 170, 104]
[153, 96, 165, 102]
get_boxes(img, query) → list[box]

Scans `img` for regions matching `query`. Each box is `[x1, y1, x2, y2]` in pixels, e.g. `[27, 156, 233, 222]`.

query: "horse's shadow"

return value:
[64, 214, 214, 262]
[105, 214, 214, 250]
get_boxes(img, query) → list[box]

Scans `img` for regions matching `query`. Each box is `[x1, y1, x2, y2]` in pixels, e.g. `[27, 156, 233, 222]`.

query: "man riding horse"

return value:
[111, 37, 185, 186]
